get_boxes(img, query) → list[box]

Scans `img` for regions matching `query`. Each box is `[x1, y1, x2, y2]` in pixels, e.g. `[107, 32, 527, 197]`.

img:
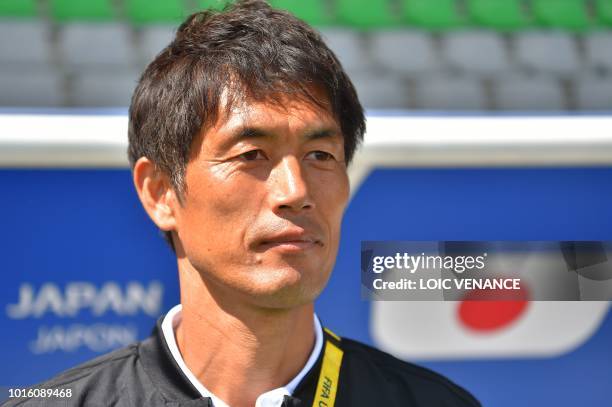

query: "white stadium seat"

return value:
[441, 31, 510, 77]
[319, 29, 373, 76]
[494, 76, 565, 111]
[584, 32, 612, 73]
[416, 76, 487, 110]
[369, 31, 440, 76]
[139, 25, 176, 65]
[0, 69, 64, 107]
[0, 21, 51, 67]
[514, 32, 580, 77]
[575, 76, 612, 110]
[350, 74, 412, 109]
[58, 23, 135, 71]
[70, 71, 139, 107]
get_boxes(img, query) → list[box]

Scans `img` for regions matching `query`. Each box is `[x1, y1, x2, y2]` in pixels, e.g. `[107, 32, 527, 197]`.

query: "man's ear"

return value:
[133, 157, 179, 232]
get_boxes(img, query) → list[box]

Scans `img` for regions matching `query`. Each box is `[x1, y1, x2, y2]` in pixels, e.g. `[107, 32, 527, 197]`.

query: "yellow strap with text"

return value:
[312, 338, 343, 407]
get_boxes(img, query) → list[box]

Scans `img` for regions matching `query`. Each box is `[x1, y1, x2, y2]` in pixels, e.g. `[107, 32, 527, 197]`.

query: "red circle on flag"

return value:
[457, 284, 530, 332]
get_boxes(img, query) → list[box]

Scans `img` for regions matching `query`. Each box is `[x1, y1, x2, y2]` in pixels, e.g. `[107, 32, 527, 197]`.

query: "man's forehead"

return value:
[212, 86, 340, 133]
[225, 100, 336, 129]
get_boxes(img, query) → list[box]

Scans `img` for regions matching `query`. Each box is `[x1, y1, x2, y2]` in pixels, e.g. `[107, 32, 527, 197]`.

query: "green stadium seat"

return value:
[467, 0, 530, 30]
[125, 0, 187, 24]
[596, 0, 612, 25]
[269, 0, 331, 25]
[402, 0, 464, 29]
[50, 0, 114, 21]
[532, 0, 591, 30]
[336, 0, 398, 29]
[197, 0, 232, 12]
[0, 0, 37, 18]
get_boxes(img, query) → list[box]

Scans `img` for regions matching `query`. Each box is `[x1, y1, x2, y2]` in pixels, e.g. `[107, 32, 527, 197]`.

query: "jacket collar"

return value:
[138, 316, 331, 407]
[139, 317, 212, 405]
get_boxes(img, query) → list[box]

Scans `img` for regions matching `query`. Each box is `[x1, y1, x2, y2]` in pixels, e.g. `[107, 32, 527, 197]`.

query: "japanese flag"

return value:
[371, 244, 611, 359]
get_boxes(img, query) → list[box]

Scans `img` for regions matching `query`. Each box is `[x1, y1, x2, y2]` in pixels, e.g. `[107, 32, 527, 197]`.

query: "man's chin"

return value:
[240, 267, 326, 309]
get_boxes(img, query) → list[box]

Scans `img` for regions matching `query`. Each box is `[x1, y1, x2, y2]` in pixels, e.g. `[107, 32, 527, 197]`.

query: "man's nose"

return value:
[268, 156, 314, 213]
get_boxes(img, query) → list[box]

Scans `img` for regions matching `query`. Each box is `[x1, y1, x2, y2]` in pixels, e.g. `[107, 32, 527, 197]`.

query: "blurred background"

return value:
[0, 0, 611, 110]
[1, 1, 612, 407]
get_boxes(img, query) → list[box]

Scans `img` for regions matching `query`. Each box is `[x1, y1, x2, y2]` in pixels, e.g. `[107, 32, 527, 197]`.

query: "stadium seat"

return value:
[584, 32, 612, 71]
[0, 21, 50, 67]
[532, 0, 591, 31]
[336, 0, 398, 29]
[467, 0, 530, 30]
[139, 25, 176, 64]
[370, 31, 440, 76]
[402, 0, 464, 29]
[494, 76, 565, 110]
[71, 71, 139, 107]
[125, 0, 187, 24]
[50, 0, 114, 22]
[0, 70, 64, 107]
[416, 76, 487, 110]
[515, 32, 580, 76]
[58, 23, 134, 70]
[197, 0, 231, 12]
[595, 0, 612, 25]
[319, 29, 373, 75]
[575, 76, 612, 110]
[269, 0, 332, 26]
[350, 74, 412, 109]
[441, 31, 510, 76]
[0, 0, 37, 18]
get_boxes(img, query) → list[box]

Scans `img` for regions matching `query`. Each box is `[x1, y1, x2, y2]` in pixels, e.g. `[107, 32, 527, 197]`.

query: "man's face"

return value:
[172, 92, 350, 309]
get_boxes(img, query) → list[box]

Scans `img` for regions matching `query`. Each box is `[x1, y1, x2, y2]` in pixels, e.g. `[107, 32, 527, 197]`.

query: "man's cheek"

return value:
[189, 182, 250, 224]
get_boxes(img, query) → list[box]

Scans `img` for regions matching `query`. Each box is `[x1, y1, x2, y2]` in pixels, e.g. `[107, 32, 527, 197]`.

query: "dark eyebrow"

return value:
[305, 128, 340, 142]
[219, 126, 341, 151]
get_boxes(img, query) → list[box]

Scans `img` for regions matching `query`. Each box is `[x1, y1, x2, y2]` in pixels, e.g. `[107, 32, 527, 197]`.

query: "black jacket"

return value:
[3, 318, 481, 407]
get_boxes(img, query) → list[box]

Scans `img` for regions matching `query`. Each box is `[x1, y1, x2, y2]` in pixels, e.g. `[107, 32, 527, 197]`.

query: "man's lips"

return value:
[255, 230, 323, 251]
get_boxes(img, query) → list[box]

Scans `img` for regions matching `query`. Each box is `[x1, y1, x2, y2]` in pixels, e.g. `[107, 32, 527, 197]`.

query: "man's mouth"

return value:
[256, 229, 323, 252]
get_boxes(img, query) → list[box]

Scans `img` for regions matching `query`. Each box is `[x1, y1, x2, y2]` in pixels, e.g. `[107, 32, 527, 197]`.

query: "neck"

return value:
[175, 262, 316, 407]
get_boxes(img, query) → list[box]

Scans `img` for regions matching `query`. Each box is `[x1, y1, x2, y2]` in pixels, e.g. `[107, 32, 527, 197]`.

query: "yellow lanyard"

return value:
[312, 328, 344, 407]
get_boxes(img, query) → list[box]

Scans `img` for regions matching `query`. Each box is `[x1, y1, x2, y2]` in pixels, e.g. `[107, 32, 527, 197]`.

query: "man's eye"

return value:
[239, 150, 266, 161]
[307, 151, 335, 161]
